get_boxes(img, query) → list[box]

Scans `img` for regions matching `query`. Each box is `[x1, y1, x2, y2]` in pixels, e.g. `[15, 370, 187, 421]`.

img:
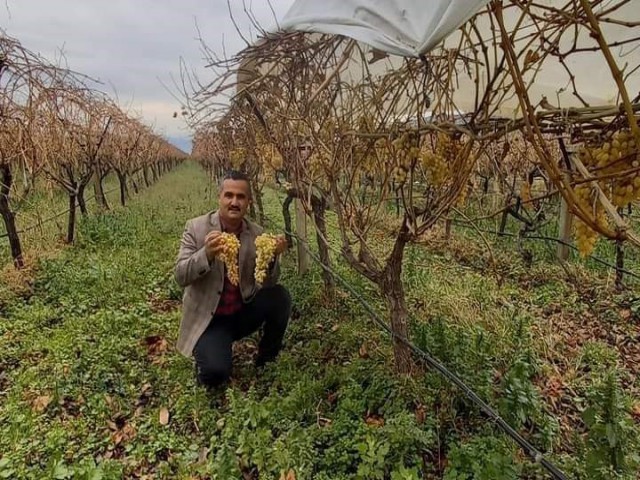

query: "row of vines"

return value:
[182, 0, 640, 376]
[0, 33, 186, 269]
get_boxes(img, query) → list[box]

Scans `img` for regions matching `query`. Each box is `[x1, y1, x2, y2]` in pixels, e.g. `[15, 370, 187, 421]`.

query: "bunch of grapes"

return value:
[357, 115, 374, 133]
[272, 150, 284, 170]
[307, 152, 325, 179]
[360, 138, 387, 178]
[420, 133, 457, 186]
[573, 184, 608, 257]
[520, 181, 532, 204]
[269, 145, 284, 170]
[256, 142, 283, 170]
[254, 234, 278, 284]
[573, 128, 640, 256]
[579, 129, 640, 206]
[391, 133, 420, 185]
[456, 182, 470, 207]
[230, 148, 247, 170]
[392, 166, 408, 185]
[218, 233, 241, 285]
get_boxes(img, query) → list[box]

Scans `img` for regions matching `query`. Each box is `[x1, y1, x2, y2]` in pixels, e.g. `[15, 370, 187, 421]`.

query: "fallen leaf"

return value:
[546, 376, 564, 396]
[32, 395, 52, 413]
[415, 404, 427, 424]
[59, 396, 81, 417]
[317, 417, 332, 427]
[104, 394, 116, 409]
[198, 446, 209, 464]
[279, 469, 296, 480]
[122, 424, 136, 443]
[136, 383, 153, 408]
[331, 324, 339, 332]
[110, 422, 136, 445]
[365, 414, 385, 427]
[159, 407, 170, 426]
[358, 343, 369, 358]
[144, 335, 169, 357]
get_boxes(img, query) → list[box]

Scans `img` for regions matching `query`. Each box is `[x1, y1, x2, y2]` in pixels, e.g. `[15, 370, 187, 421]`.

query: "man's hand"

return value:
[274, 235, 288, 255]
[204, 230, 224, 262]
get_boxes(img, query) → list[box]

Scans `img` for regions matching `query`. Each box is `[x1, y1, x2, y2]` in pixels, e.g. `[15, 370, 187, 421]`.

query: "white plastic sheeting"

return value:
[280, 0, 492, 57]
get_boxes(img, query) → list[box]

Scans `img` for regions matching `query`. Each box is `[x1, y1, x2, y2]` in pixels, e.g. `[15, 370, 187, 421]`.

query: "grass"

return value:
[0, 162, 639, 479]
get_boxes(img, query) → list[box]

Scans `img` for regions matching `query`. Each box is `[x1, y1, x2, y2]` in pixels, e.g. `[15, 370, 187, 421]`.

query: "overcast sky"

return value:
[0, 0, 295, 153]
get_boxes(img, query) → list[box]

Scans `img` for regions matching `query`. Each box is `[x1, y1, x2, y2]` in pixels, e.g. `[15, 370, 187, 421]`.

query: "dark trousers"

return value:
[193, 284, 291, 388]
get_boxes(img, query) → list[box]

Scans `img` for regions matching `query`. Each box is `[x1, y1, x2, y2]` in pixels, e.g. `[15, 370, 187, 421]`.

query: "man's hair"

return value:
[219, 169, 251, 193]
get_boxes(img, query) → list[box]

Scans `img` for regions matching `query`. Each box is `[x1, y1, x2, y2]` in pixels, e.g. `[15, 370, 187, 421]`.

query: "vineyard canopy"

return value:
[188, 0, 640, 247]
[208, 1, 636, 120]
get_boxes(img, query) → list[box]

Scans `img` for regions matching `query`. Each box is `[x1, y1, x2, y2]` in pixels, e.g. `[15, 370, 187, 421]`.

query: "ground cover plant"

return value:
[1, 162, 639, 479]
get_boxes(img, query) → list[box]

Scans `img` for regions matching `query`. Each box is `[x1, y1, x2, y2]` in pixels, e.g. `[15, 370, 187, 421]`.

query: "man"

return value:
[174, 170, 290, 388]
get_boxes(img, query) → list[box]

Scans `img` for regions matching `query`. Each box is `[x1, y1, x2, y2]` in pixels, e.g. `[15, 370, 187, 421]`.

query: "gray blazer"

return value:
[174, 210, 280, 357]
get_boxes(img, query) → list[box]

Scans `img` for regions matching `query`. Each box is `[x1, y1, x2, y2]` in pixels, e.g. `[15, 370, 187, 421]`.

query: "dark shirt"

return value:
[214, 269, 242, 316]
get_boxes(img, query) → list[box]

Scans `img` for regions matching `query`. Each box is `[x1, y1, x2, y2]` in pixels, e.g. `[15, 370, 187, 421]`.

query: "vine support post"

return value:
[557, 166, 573, 261]
[615, 208, 625, 290]
[294, 145, 311, 276]
[444, 218, 452, 239]
[66, 184, 77, 244]
[295, 198, 310, 276]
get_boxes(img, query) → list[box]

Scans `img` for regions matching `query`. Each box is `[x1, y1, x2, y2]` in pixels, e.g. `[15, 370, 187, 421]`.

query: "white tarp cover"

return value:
[281, 0, 492, 57]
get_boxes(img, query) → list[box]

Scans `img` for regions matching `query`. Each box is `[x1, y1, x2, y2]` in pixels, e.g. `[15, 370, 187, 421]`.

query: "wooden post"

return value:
[557, 143, 573, 260]
[557, 143, 574, 261]
[489, 178, 501, 212]
[295, 140, 312, 276]
[557, 181, 573, 260]
[615, 208, 625, 290]
[295, 199, 310, 275]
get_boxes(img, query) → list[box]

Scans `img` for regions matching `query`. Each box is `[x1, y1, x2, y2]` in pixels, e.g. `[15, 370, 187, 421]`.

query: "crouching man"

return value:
[174, 170, 290, 389]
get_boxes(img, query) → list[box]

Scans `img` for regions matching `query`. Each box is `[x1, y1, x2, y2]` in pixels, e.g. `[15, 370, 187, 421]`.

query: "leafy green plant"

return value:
[581, 371, 639, 479]
[443, 434, 520, 480]
[355, 435, 390, 479]
[498, 355, 540, 427]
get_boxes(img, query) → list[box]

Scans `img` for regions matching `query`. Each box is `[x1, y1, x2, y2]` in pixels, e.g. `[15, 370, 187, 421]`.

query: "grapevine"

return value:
[218, 233, 241, 285]
[254, 233, 278, 284]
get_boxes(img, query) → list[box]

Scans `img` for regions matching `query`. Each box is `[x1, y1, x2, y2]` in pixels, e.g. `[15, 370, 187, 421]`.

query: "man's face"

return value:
[218, 179, 250, 223]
